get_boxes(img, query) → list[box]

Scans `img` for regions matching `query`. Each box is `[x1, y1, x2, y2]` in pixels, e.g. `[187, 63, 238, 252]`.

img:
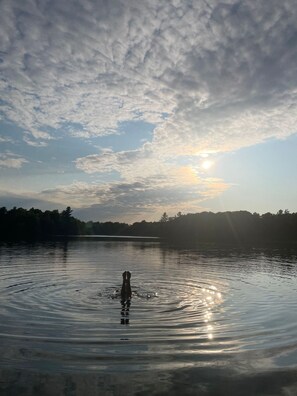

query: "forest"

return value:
[1, 206, 297, 244]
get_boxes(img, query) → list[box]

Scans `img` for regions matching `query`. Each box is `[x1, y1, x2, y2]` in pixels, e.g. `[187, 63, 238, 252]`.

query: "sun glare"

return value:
[202, 160, 213, 170]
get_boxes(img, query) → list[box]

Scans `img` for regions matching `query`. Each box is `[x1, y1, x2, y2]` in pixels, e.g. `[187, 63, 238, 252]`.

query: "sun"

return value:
[201, 160, 214, 170]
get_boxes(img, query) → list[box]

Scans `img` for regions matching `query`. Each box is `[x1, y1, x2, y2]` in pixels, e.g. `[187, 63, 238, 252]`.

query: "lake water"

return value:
[1, 239, 297, 395]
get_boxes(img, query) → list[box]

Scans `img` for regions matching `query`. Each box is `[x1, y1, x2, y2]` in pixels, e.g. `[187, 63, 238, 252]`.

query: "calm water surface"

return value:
[1, 240, 297, 395]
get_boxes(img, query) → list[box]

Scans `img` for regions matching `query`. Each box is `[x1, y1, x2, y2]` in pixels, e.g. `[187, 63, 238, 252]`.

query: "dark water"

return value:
[0, 240, 297, 395]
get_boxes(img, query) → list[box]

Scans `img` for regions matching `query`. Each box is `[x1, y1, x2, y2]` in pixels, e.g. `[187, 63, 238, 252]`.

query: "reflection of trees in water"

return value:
[62, 241, 68, 264]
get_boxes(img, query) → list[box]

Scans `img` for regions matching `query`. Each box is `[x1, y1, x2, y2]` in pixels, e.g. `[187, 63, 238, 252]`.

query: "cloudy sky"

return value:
[1, 0, 297, 222]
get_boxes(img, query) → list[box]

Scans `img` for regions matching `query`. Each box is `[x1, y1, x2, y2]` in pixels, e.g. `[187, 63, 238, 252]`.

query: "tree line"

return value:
[156, 209, 297, 244]
[0, 206, 83, 240]
[1, 206, 297, 244]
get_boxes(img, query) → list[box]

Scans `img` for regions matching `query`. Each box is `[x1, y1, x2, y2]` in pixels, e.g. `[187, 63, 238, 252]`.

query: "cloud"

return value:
[39, 169, 229, 221]
[0, 136, 14, 143]
[0, 151, 28, 168]
[74, 142, 166, 179]
[0, 190, 65, 211]
[23, 133, 48, 147]
[1, 0, 297, 219]
[1, 0, 297, 151]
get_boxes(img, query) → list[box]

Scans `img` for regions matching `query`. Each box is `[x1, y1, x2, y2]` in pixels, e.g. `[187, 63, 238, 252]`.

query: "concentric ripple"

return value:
[0, 241, 297, 372]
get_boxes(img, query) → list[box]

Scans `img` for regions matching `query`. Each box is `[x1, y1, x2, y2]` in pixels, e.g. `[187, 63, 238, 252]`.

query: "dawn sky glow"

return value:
[1, 0, 297, 222]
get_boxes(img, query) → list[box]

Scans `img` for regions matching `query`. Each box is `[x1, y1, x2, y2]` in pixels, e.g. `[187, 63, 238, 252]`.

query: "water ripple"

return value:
[0, 241, 297, 372]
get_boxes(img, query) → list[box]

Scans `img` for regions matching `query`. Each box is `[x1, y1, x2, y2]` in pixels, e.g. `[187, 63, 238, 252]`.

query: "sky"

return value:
[1, 0, 297, 222]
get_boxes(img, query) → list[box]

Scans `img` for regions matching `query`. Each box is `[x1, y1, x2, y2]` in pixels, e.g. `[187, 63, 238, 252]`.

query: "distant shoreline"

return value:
[2, 207, 297, 245]
[55, 234, 160, 242]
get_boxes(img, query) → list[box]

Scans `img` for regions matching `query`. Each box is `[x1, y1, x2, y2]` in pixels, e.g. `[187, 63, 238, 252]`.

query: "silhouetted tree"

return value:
[0, 206, 84, 240]
[160, 212, 169, 222]
[2, 206, 297, 244]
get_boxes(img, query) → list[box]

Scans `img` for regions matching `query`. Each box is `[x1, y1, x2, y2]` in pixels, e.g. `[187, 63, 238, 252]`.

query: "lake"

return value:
[0, 239, 297, 395]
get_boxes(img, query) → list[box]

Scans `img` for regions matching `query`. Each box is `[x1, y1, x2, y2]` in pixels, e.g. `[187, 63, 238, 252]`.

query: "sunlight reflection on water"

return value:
[1, 241, 297, 395]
